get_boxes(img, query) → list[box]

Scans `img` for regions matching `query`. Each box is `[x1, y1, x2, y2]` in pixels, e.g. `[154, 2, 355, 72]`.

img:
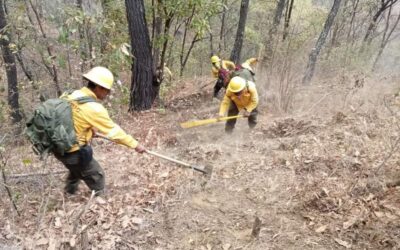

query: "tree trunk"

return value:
[218, 0, 227, 54]
[325, 21, 339, 59]
[230, 0, 250, 64]
[76, 0, 89, 73]
[302, 0, 342, 85]
[160, 15, 172, 73]
[283, 0, 294, 41]
[177, 8, 204, 77]
[180, 33, 201, 76]
[264, 0, 286, 64]
[27, 0, 61, 96]
[346, 0, 359, 44]
[152, 1, 162, 80]
[0, 0, 22, 124]
[372, 6, 400, 71]
[363, 0, 399, 44]
[125, 0, 158, 111]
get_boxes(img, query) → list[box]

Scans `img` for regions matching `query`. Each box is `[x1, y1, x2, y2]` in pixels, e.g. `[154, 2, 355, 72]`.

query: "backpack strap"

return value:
[73, 96, 96, 104]
[60, 90, 97, 104]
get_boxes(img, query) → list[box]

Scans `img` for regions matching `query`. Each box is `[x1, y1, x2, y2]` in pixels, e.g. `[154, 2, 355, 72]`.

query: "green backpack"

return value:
[230, 67, 256, 82]
[25, 94, 95, 158]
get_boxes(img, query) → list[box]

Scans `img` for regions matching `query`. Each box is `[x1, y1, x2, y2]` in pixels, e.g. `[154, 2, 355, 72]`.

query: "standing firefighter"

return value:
[219, 76, 259, 133]
[211, 55, 236, 98]
[57, 66, 146, 196]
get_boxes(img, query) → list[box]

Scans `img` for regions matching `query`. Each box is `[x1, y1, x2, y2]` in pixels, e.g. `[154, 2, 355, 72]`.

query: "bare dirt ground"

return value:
[1, 74, 400, 250]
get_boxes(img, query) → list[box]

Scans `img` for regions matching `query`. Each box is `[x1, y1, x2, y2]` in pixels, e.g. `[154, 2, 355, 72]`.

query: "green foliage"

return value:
[58, 1, 131, 75]
[12, 191, 22, 203]
[22, 159, 32, 166]
[57, 54, 67, 69]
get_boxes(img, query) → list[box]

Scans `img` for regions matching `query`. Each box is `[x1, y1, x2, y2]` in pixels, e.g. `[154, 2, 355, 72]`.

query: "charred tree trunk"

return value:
[302, 0, 342, 85]
[264, 0, 286, 64]
[230, 0, 250, 64]
[125, 0, 158, 111]
[0, 0, 22, 124]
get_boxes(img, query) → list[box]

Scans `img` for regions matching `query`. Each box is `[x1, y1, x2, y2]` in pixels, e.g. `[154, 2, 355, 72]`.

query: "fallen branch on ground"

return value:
[8, 170, 67, 179]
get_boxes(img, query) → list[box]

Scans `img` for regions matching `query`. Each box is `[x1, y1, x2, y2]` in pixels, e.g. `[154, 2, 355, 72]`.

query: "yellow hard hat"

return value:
[228, 76, 246, 93]
[83, 66, 114, 90]
[211, 55, 220, 64]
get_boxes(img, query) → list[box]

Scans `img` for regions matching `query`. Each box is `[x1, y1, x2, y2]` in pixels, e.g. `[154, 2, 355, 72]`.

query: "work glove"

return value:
[135, 144, 146, 154]
[243, 110, 251, 117]
[217, 113, 225, 121]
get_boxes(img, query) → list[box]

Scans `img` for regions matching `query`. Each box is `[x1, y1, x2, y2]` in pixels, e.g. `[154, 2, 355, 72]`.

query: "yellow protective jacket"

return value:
[219, 81, 258, 116]
[64, 87, 138, 152]
[211, 60, 236, 78]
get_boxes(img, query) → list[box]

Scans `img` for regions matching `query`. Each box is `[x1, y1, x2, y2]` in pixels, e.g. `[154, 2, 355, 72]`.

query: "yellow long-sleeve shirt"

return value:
[219, 81, 258, 116]
[211, 60, 236, 78]
[65, 87, 138, 152]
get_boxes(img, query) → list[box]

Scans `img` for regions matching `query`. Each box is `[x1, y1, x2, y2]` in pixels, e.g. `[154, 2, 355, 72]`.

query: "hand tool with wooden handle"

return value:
[94, 133, 213, 176]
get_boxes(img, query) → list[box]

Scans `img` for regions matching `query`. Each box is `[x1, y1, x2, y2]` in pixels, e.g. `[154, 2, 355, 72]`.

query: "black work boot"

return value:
[64, 181, 79, 195]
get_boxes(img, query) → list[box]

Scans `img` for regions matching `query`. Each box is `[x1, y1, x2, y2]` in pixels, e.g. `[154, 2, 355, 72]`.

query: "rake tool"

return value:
[95, 133, 212, 177]
[180, 115, 243, 129]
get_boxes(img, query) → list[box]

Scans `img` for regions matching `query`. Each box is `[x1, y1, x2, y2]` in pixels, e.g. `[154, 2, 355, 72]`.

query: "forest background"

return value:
[1, 0, 400, 249]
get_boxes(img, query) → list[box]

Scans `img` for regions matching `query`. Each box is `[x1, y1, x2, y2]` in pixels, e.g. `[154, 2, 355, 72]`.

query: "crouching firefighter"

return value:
[57, 66, 146, 196]
[218, 76, 259, 134]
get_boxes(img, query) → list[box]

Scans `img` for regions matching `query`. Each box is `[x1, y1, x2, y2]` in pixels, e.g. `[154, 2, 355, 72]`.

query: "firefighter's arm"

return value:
[225, 60, 236, 70]
[85, 104, 139, 148]
[212, 67, 219, 78]
[245, 87, 259, 112]
[244, 57, 258, 66]
[219, 93, 231, 116]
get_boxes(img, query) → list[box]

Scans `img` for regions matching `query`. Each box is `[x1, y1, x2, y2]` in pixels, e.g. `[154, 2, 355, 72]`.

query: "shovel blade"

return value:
[180, 115, 243, 129]
[180, 118, 219, 129]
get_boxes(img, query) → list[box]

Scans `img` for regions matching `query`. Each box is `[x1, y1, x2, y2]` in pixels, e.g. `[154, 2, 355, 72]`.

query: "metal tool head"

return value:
[192, 164, 213, 179]
[202, 164, 213, 180]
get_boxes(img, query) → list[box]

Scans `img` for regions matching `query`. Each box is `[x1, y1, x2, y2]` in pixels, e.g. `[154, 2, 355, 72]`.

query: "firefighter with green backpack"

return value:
[26, 66, 146, 196]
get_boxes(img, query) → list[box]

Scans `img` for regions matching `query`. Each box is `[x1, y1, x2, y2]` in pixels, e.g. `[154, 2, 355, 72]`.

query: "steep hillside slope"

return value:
[1, 75, 399, 249]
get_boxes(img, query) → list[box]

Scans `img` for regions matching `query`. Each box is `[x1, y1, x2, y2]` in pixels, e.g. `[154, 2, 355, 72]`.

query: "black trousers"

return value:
[54, 146, 104, 194]
[225, 102, 258, 133]
[213, 78, 225, 98]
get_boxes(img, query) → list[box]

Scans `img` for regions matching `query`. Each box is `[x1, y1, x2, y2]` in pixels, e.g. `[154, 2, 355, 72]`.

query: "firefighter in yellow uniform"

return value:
[211, 55, 236, 97]
[237, 57, 258, 82]
[219, 76, 259, 133]
[56, 66, 146, 196]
